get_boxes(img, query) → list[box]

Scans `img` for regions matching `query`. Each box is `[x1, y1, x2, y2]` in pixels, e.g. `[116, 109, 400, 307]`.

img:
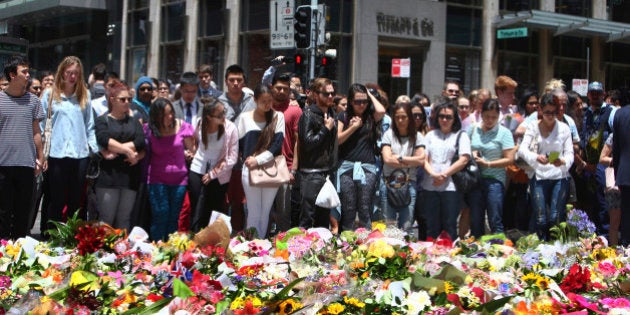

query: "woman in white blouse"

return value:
[518, 93, 574, 240]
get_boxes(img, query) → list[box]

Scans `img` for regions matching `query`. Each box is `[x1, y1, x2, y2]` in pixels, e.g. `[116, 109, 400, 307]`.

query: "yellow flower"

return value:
[344, 296, 365, 308]
[535, 277, 550, 290]
[327, 303, 345, 315]
[590, 248, 617, 261]
[278, 299, 303, 315]
[444, 281, 454, 293]
[230, 297, 245, 310]
[367, 239, 395, 259]
[372, 222, 386, 232]
[5, 244, 20, 258]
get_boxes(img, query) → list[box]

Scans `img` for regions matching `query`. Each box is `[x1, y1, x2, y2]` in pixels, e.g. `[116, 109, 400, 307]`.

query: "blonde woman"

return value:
[41, 56, 98, 229]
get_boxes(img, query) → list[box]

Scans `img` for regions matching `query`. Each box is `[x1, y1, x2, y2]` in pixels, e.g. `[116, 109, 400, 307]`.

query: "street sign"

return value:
[497, 27, 528, 39]
[392, 58, 410, 78]
[270, 0, 295, 49]
[572, 79, 589, 96]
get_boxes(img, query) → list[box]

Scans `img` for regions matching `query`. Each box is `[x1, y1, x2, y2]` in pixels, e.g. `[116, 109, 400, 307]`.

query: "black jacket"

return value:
[297, 104, 338, 170]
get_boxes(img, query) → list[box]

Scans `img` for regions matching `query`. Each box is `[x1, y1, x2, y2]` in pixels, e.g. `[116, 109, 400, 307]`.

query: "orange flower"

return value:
[274, 249, 289, 261]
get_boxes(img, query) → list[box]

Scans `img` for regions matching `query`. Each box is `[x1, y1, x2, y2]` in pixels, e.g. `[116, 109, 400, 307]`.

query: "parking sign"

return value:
[270, 0, 295, 49]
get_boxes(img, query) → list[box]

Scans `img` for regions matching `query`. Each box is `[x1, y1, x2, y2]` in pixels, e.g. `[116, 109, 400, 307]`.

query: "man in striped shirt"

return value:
[0, 55, 44, 239]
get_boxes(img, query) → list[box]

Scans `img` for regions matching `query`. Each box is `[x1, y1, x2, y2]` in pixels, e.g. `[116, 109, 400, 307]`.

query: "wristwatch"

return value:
[398, 156, 403, 163]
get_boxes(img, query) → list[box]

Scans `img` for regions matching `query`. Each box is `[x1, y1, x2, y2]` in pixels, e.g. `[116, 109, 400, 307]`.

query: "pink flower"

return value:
[597, 261, 617, 277]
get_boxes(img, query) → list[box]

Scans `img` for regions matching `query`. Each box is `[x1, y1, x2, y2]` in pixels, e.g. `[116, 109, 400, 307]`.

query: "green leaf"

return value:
[122, 297, 174, 315]
[434, 263, 467, 285]
[411, 273, 446, 292]
[172, 278, 194, 298]
[474, 296, 513, 313]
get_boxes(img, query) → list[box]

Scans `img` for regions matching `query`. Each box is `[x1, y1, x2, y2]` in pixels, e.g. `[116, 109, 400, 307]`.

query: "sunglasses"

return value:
[139, 87, 153, 92]
[438, 114, 454, 120]
[117, 97, 133, 102]
[319, 91, 335, 97]
[353, 99, 369, 105]
[413, 113, 424, 119]
[32, 86, 42, 90]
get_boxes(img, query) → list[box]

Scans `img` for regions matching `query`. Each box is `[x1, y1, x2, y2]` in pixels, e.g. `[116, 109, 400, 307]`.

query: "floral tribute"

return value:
[0, 209, 628, 314]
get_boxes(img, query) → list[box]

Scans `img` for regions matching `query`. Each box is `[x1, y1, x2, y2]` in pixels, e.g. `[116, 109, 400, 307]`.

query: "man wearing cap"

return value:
[579, 81, 614, 235]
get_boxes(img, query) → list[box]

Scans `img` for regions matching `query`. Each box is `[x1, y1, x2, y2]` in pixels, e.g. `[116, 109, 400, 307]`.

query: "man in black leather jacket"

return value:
[297, 77, 338, 228]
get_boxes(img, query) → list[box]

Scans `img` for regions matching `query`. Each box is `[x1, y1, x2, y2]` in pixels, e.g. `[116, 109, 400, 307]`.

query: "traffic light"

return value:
[294, 6, 313, 49]
[294, 53, 306, 76]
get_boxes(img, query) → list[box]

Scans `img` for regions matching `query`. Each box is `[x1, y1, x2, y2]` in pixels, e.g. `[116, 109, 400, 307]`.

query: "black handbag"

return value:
[451, 130, 481, 193]
[386, 168, 411, 208]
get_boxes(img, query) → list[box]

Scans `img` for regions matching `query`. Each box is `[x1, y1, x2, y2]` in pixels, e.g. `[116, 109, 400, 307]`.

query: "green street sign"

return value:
[497, 27, 528, 39]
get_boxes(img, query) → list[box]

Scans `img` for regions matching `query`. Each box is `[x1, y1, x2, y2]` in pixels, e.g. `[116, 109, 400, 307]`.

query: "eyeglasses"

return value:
[542, 110, 558, 116]
[319, 91, 335, 98]
[353, 99, 369, 105]
[139, 87, 153, 92]
[438, 114, 454, 120]
[412, 113, 424, 120]
[117, 97, 132, 103]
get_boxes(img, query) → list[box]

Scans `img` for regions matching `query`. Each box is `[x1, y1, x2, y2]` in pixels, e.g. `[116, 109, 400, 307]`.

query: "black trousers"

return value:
[298, 171, 329, 228]
[46, 157, 88, 230]
[0, 166, 35, 239]
[188, 171, 228, 233]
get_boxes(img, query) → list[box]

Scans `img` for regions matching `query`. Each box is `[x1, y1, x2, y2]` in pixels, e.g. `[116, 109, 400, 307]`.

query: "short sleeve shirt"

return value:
[146, 121, 194, 186]
[468, 123, 515, 185]
[421, 129, 471, 192]
[382, 129, 425, 181]
[0, 91, 44, 168]
[337, 111, 377, 164]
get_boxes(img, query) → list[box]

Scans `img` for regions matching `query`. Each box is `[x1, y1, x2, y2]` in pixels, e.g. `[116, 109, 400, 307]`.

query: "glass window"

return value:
[162, 2, 186, 42]
[241, 0, 269, 31]
[556, 0, 591, 17]
[499, 0, 538, 11]
[319, 0, 352, 33]
[552, 36, 589, 59]
[241, 33, 272, 87]
[445, 48, 481, 95]
[129, 47, 147, 84]
[496, 29, 539, 53]
[378, 44, 425, 103]
[131, 0, 149, 10]
[127, 9, 149, 46]
[610, 1, 630, 23]
[161, 44, 184, 84]
[606, 63, 630, 91]
[446, 5, 481, 47]
[498, 52, 539, 93]
[199, 1, 224, 37]
[553, 58, 587, 89]
[198, 40, 223, 88]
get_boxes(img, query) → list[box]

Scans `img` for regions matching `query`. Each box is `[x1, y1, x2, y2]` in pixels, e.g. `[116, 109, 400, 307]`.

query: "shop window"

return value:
[498, 52, 539, 92]
[606, 63, 630, 90]
[499, 0, 538, 11]
[553, 58, 587, 90]
[556, 0, 591, 17]
[552, 36, 589, 59]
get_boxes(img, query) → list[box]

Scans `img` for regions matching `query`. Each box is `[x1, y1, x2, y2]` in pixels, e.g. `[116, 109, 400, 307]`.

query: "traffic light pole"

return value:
[308, 0, 317, 81]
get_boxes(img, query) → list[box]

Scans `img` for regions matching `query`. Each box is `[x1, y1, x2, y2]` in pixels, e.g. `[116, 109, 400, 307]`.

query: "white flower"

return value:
[404, 290, 431, 314]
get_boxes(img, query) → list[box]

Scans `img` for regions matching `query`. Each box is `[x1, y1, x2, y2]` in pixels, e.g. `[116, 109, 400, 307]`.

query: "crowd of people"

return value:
[1, 54, 629, 246]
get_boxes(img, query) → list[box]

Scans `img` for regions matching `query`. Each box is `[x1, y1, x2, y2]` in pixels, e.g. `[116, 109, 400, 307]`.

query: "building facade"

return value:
[1, 0, 630, 101]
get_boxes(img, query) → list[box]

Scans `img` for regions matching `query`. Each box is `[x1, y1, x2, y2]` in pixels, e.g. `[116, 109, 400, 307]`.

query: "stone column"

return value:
[538, 0, 554, 89]
[481, 0, 498, 90]
[590, 0, 606, 83]
[184, 0, 199, 72]
[120, 0, 128, 79]
[224, 0, 241, 77]
[147, 0, 160, 78]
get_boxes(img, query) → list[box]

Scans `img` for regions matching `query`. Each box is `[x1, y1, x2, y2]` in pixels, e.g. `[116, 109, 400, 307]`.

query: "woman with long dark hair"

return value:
[381, 100, 425, 229]
[145, 97, 195, 240]
[337, 83, 386, 231]
[188, 97, 238, 232]
[518, 93, 574, 240]
[237, 85, 285, 238]
[41, 56, 98, 229]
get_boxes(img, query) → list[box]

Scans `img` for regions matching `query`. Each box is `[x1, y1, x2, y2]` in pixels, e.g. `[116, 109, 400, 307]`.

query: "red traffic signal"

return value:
[295, 53, 304, 65]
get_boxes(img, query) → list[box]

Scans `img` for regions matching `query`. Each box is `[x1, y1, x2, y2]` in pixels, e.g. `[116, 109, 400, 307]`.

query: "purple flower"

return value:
[567, 209, 596, 237]
[521, 251, 539, 269]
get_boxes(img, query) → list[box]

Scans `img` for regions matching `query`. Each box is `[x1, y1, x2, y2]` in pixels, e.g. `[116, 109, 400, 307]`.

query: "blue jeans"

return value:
[467, 178, 504, 238]
[385, 180, 416, 230]
[530, 177, 568, 240]
[148, 184, 187, 241]
[420, 190, 461, 240]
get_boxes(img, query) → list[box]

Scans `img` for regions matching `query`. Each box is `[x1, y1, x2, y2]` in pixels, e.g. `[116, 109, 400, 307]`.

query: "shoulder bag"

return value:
[514, 124, 539, 172]
[42, 93, 54, 161]
[248, 114, 291, 187]
[385, 138, 413, 208]
[451, 129, 481, 193]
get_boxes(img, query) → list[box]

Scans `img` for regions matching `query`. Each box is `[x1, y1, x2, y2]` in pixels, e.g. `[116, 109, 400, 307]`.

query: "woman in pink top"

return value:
[144, 98, 195, 240]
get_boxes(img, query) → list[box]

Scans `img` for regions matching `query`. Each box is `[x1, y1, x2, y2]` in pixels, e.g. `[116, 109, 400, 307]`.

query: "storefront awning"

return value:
[493, 10, 630, 45]
[0, 0, 106, 21]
